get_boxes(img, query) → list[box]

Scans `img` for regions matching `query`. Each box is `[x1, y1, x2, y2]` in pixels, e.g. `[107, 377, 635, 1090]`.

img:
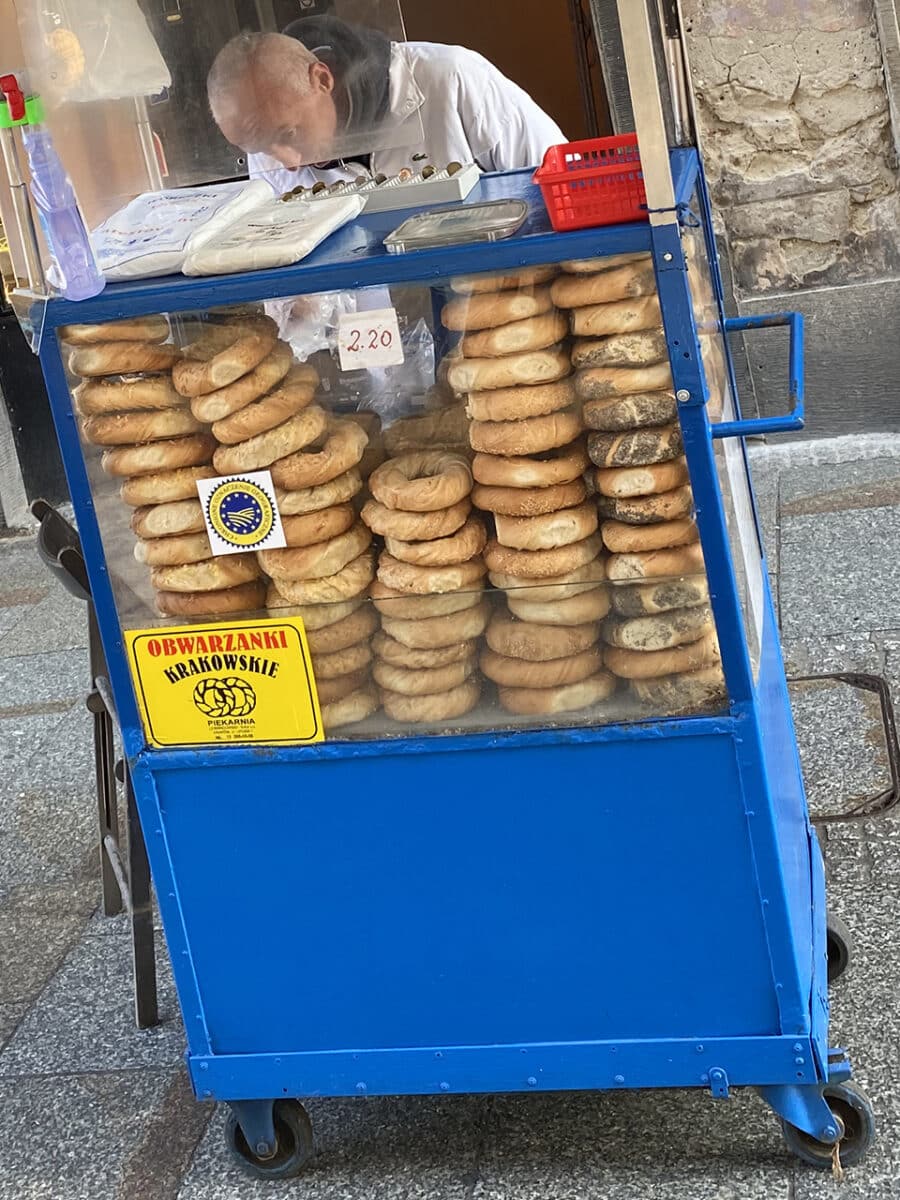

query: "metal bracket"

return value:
[758, 1054, 851, 1142]
[649, 222, 687, 271]
[827, 1048, 853, 1083]
[230, 1100, 278, 1160]
[708, 1067, 730, 1098]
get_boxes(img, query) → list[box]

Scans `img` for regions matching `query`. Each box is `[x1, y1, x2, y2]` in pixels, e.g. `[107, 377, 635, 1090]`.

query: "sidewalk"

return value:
[1, 441, 899, 1200]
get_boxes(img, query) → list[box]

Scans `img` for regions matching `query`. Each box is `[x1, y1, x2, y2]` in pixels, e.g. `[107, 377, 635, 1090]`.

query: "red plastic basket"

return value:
[534, 135, 647, 232]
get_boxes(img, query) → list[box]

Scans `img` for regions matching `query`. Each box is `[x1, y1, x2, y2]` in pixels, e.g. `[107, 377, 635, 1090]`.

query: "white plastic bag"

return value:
[183, 196, 364, 277]
[17, 0, 171, 104]
[91, 181, 274, 281]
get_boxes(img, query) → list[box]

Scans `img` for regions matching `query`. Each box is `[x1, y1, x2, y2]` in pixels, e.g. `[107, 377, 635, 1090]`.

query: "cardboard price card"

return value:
[337, 307, 405, 371]
[126, 617, 323, 748]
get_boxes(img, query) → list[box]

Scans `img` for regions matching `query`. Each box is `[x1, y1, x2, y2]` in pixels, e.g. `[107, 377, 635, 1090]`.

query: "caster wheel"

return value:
[225, 1100, 314, 1180]
[826, 913, 853, 984]
[782, 1082, 875, 1169]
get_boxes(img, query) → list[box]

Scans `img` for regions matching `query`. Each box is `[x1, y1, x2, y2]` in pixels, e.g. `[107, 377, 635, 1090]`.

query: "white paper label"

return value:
[196, 471, 286, 557]
[338, 307, 405, 371]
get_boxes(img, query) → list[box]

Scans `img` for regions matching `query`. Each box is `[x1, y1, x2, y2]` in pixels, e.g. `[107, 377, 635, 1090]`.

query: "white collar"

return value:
[388, 42, 425, 122]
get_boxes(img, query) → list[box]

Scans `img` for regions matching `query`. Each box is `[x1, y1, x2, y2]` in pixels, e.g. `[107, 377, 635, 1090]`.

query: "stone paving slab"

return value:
[474, 1089, 793, 1200]
[0, 535, 52, 600]
[0, 1068, 209, 1200]
[0, 583, 89, 659]
[778, 457, 900, 510]
[0, 709, 70, 783]
[0, 880, 96, 1008]
[783, 631, 886, 678]
[780, 507, 900, 641]
[0, 647, 86, 715]
[0, 1004, 25, 1051]
[0, 607, 22, 637]
[0, 930, 183, 1078]
[790, 677, 891, 819]
[0, 704, 100, 897]
[179, 1095, 484, 1200]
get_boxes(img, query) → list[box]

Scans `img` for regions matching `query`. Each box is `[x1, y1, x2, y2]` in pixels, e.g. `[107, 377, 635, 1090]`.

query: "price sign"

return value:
[338, 307, 405, 371]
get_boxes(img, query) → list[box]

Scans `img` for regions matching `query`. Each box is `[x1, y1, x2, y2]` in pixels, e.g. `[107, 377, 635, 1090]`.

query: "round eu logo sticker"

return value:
[207, 479, 275, 549]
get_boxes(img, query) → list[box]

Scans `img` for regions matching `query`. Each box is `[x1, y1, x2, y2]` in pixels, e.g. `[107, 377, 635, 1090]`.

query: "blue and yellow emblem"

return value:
[206, 478, 276, 550]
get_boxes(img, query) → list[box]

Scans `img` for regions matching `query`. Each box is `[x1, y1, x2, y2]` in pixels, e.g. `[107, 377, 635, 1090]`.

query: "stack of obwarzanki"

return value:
[442, 268, 613, 717]
[182, 320, 378, 732]
[551, 254, 724, 714]
[362, 450, 488, 724]
[168, 314, 340, 619]
[61, 315, 264, 617]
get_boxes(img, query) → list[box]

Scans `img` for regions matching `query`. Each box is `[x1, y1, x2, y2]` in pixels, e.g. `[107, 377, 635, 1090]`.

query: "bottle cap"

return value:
[0, 75, 45, 128]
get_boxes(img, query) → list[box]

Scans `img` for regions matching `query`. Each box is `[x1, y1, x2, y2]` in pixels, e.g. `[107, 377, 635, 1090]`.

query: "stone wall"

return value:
[683, 0, 900, 296]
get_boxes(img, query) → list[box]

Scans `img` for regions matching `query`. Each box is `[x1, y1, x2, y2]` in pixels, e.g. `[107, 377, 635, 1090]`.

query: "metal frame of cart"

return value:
[18, 0, 876, 1178]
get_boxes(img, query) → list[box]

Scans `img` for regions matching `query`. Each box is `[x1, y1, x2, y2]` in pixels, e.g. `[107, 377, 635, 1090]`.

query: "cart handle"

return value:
[709, 313, 805, 438]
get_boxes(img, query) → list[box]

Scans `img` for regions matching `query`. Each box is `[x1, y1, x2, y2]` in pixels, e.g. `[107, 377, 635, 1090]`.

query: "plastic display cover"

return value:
[385, 201, 528, 253]
[56, 249, 732, 747]
[7, 0, 420, 273]
[683, 202, 764, 674]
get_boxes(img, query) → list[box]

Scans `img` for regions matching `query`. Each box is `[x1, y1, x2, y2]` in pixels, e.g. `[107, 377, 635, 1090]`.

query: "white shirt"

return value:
[249, 42, 564, 358]
[249, 40, 565, 195]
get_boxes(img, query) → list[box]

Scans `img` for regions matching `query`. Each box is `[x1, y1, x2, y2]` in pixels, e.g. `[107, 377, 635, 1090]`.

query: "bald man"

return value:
[207, 16, 564, 196]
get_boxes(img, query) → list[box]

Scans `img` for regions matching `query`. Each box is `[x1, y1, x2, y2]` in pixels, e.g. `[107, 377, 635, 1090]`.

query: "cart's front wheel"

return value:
[826, 913, 853, 984]
[782, 1082, 875, 1169]
[225, 1100, 314, 1179]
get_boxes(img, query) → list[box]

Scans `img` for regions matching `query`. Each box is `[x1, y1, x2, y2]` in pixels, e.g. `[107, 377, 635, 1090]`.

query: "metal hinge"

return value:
[708, 1067, 730, 1098]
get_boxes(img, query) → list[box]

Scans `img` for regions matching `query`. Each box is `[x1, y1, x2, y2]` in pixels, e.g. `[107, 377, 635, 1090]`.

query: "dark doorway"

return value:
[401, 0, 610, 141]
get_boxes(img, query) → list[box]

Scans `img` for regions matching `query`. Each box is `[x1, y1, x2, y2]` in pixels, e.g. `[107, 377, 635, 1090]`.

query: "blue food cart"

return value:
[4, 0, 875, 1180]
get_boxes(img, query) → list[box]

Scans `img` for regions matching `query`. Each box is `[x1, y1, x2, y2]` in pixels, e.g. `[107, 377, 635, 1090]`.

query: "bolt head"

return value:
[614, 1074, 625, 1085]
[822, 1124, 838, 1141]
[440, 1082, 450, 1091]
[676, 389, 691, 402]
[356, 1082, 367, 1093]
[527, 1076, 538, 1087]
[663, 252, 673, 262]
[255, 1141, 271, 1156]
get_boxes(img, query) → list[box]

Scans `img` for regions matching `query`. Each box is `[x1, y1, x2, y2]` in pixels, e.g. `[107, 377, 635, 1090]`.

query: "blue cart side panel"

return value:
[153, 731, 781, 1059]
[754, 589, 819, 1034]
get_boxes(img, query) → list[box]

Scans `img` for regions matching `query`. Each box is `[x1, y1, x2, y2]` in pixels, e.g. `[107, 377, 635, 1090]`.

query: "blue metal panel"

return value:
[156, 732, 778, 1058]
[140, 712, 736, 772]
[809, 828, 829, 1074]
[753, 589, 819, 1033]
[191, 1034, 820, 1102]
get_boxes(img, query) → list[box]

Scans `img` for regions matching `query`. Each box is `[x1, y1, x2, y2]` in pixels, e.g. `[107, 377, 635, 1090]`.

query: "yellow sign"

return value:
[125, 617, 323, 748]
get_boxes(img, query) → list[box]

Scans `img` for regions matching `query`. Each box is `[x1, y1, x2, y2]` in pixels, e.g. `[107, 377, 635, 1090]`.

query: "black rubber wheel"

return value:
[224, 1100, 314, 1180]
[826, 913, 853, 984]
[782, 1082, 875, 1169]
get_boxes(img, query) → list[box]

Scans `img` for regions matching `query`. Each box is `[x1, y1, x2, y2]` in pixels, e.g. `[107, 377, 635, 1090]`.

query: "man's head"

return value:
[208, 32, 338, 169]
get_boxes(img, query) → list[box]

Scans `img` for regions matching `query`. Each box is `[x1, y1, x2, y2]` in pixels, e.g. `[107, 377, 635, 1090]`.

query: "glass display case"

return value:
[55, 245, 738, 742]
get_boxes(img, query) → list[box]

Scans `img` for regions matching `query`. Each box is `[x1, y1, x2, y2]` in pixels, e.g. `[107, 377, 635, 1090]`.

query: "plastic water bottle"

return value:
[0, 76, 104, 300]
[21, 124, 106, 300]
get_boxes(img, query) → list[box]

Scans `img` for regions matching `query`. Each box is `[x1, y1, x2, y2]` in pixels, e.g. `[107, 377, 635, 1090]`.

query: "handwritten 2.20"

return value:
[338, 308, 405, 370]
